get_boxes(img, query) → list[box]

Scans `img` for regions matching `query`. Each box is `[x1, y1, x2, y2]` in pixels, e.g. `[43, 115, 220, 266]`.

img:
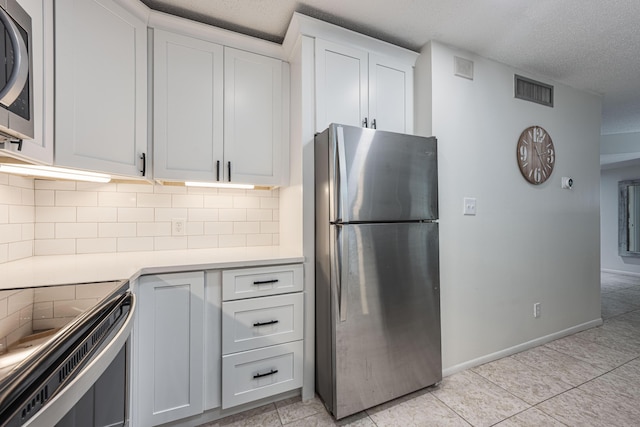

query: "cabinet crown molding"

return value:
[284, 12, 419, 65]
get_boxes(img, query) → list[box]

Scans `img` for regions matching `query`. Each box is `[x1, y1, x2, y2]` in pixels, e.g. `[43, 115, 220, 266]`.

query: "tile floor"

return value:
[202, 271, 640, 426]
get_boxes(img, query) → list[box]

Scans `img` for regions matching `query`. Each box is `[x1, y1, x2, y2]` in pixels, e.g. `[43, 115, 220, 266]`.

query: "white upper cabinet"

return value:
[224, 47, 283, 186]
[153, 29, 224, 181]
[315, 38, 414, 134]
[152, 29, 287, 186]
[54, 0, 147, 178]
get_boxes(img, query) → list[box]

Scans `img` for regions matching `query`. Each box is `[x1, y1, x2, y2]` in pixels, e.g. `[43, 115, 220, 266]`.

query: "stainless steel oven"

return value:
[0, 0, 33, 142]
[0, 281, 135, 427]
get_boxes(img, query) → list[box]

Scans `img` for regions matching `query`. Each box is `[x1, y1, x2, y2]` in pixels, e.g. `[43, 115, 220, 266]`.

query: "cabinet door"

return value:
[137, 272, 204, 426]
[224, 47, 283, 186]
[368, 55, 413, 134]
[315, 39, 368, 132]
[54, 0, 147, 178]
[0, 0, 54, 164]
[153, 29, 224, 182]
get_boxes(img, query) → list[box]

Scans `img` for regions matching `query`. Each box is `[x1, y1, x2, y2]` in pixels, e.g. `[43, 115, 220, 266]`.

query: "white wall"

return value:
[416, 41, 602, 372]
[601, 164, 640, 274]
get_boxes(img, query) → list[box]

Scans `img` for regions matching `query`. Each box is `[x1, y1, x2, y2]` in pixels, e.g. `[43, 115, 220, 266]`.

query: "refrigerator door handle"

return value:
[336, 126, 349, 223]
[337, 225, 348, 322]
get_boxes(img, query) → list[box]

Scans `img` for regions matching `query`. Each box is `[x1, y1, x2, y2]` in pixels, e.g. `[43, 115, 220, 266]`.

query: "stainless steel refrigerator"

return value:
[315, 123, 441, 419]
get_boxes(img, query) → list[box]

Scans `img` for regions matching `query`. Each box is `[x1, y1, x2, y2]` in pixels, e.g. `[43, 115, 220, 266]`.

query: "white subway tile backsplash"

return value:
[233, 222, 260, 234]
[188, 208, 219, 222]
[154, 236, 188, 251]
[137, 193, 172, 208]
[233, 196, 260, 209]
[8, 241, 33, 261]
[0, 224, 21, 244]
[98, 192, 136, 207]
[172, 194, 204, 208]
[186, 222, 204, 236]
[204, 222, 233, 235]
[35, 207, 76, 223]
[0, 205, 8, 223]
[188, 235, 219, 249]
[99, 223, 136, 238]
[77, 238, 117, 254]
[154, 208, 188, 222]
[56, 190, 98, 207]
[33, 301, 53, 320]
[118, 207, 154, 222]
[7, 288, 33, 314]
[219, 234, 246, 248]
[260, 221, 279, 234]
[35, 223, 54, 239]
[247, 234, 273, 246]
[219, 209, 246, 221]
[77, 207, 117, 222]
[260, 197, 279, 209]
[117, 237, 153, 252]
[137, 222, 171, 237]
[9, 205, 34, 223]
[204, 195, 233, 208]
[34, 239, 76, 255]
[247, 209, 272, 221]
[56, 223, 98, 239]
[1, 179, 279, 263]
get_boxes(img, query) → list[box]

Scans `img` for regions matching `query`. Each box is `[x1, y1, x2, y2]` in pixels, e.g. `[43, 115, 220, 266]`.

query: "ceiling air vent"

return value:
[514, 75, 554, 107]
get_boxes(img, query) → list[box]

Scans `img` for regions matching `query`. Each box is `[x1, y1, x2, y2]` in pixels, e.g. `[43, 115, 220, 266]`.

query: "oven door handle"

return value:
[0, 5, 29, 107]
[23, 293, 136, 427]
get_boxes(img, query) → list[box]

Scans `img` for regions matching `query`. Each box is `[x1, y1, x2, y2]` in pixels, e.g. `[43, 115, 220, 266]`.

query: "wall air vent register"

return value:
[514, 75, 554, 107]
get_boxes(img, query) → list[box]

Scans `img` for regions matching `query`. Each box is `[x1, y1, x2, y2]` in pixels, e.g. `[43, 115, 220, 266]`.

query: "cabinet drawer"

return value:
[221, 340, 303, 409]
[222, 264, 303, 301]
[222, 293, 303, 354]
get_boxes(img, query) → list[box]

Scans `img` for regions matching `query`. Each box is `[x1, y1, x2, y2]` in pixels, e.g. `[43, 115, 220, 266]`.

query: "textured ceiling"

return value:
[141, 0, 640, 135]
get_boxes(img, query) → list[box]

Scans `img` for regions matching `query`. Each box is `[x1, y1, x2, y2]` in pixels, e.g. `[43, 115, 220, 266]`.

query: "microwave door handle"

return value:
[0, 7, 28, 106]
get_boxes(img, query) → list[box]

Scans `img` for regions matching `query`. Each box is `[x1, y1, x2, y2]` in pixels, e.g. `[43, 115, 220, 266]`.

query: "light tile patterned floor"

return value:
[201, 272, 640, 426]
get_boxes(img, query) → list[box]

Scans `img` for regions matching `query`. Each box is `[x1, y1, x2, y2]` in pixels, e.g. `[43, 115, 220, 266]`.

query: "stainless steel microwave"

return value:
[0, 0, 33, 142]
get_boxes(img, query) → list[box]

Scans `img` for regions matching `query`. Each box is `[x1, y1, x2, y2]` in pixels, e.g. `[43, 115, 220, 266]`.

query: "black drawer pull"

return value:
[253, 369, 278, 379]
[253, 279, 279, 285]
[253, 320, 279, 327]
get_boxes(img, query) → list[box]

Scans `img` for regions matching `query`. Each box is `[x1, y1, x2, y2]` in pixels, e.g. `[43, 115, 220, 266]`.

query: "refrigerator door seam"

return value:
[336, 126, 349, 223]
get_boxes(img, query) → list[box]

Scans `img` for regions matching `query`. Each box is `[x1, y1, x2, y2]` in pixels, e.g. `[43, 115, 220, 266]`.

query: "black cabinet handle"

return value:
[362, 117, 368, 128]
[371, 119, 377, 129]
[216, 160, 220, 181]
[252, 279, 279, 285]
[253, 369, 278, 379]
[9, 139, 22, 151]
[227, 161, 231, 182]
[140, 153, 146, 176]
[253, 319, 279, 327]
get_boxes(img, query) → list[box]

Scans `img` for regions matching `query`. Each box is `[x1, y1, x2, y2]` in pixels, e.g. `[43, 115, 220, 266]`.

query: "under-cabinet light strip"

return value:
[185, 181, 255, 190]
[0, 163, 112, 183]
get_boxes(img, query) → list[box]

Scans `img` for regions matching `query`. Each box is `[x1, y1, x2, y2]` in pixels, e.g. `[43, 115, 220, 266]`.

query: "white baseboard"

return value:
[601, 268, 640, 278]
[442, 318, 603, 377]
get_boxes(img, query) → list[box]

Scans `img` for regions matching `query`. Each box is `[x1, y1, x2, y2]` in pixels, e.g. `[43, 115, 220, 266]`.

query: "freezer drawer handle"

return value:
[252, 279, 279, 285]
[253, 320, 279, 327]
[253, 369, 278, 379]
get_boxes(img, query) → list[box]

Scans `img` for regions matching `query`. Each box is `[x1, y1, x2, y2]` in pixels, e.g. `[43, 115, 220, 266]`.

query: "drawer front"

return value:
[221, 340, 303, 409]
[222, 293, 303, 354]
[222, 264, 303, 301]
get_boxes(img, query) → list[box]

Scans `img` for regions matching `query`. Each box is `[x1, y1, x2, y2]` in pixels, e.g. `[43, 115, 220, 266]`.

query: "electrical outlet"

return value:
[533, 303, 541, 318]
[172, 218, 186, 236]
[463, 197, 477, 215]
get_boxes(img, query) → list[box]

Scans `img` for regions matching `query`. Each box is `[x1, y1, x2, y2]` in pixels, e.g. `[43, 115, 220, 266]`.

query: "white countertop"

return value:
[0, 247, 304, 290]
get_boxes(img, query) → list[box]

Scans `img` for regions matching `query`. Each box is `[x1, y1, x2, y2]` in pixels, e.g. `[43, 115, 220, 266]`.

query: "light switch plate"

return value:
[463, 198, 477, 215]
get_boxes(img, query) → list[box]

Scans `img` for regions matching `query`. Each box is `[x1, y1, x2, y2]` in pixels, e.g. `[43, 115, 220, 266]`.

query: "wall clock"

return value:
[516, 126, 555, 185]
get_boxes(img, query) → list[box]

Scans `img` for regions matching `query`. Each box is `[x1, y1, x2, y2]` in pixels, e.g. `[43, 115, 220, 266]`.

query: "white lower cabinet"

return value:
[222, 341, 304, 409]
[221, 264, 305, 409]
[136, 271, 205, 427]
[134, 264, 303, 425]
